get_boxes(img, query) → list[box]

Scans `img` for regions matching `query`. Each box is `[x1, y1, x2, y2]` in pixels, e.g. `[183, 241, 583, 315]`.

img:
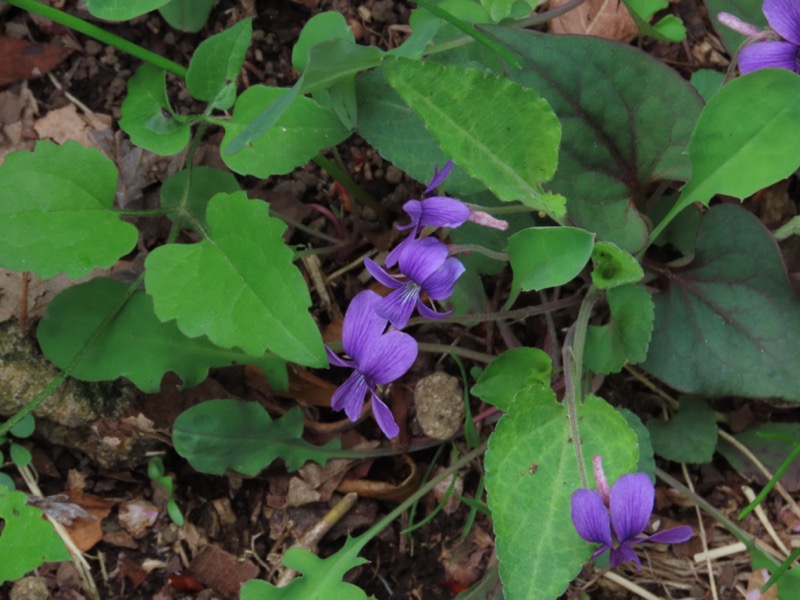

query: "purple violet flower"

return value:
[386, 161, 508, 267]
[738, 0, 800, 74]
[571, 466, 692, 570]
[326, 290, 418, 439]
[365, 237, 465, 329]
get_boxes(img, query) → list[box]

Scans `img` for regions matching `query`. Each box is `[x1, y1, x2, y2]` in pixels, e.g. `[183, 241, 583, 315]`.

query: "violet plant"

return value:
[0, 0, 800, 598]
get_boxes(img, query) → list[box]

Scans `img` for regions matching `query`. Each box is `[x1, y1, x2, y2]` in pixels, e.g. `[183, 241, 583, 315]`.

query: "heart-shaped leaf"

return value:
[158, 0, 215, 32]
[145, 192, 326, 367]
[648, 397, 718, 464]
[383, 57, 564, 217]
[186, 18, 251, 109]
[220, 86, 349, 178]
[485, 390, 638, 599]
[470, 347, 552, 410]
[0, 141, 137, 279]
[173, 401, 341, 475]
[643, 204, 800, 401]
[84, 0, 169, 20]
[584, 283, 654, 374]
[119, 64, 191, 156]
[508, 226, 595, 292]
[38, 278, 287, 393]
[482, 26, 703, 252]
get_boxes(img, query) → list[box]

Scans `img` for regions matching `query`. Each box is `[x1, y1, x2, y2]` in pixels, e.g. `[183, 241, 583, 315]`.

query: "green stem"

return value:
[417, 342, 495, 363]
[117, 207, 178, 218]
[312, 154, 387, 221]
[562, 286, 600, 489]
[351, 441, 487, 555]
[448, 243, 508, 262]
[0, 273, 143, 438]
[4, 0, 188, 78]
[773, 215, 800, 241]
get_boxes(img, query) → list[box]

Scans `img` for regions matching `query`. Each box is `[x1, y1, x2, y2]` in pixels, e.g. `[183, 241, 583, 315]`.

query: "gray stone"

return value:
[414, 372, 464, 440]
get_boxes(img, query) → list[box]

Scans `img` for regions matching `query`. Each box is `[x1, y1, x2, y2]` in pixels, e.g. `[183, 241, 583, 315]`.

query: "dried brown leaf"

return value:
[0, 37, 73, 86]
[548, 0, 639, 41]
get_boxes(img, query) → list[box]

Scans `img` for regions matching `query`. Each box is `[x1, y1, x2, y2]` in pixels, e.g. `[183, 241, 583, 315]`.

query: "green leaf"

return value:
[584, 284, 654, 375]
[173, 401, 341, 475]
[160, 166, 241, 232]
[590, 241, 644, 290]
[621, 0, 686, 41]
[186, 18, 251, 109]
[0, 140, 137, 279]
[618, 408, 656, 482]
[718, 423, 800, 492]
[705, 0, 767, 53]
[38, 278, 287, 393]
[292, 12, 354, 73]
[220, 86, 349, 178]
[0, 487, 70, 583]
[655, 69, 800, 242]
[240, 537, 368, 599]
[643, 204, 800, 401]
[145, 192, 326, 366]
[9, 444, 31, 468]
[9, 414, 35, 439]
[383, 57, 563, 217]
[158, 0, 215, 32]
[84, 0, 169, 20]
[482, 26, 703, 252]
[507, 227, 594, 292]
[691, 68, 725, 103]
[485, 390, 638, 599]
[648, 397, 718, 464]
[0, 474, 14, 491]
[356, 69, 485, 196]
[120, 64, 191, 156]
[167, 500, 184, 526]
[471, 348, 551, 411]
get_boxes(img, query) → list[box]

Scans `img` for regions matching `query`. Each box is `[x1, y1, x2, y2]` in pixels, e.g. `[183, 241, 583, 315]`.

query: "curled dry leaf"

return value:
[548, 0, 639, 42]
[337, 454, 422, 502]
[34, 104, 111, 148]
[0, 37, 73, 86]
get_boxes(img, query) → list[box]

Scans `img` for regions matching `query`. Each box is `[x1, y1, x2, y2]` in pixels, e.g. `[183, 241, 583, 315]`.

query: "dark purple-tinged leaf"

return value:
[642, 204, 800, 401]
[481, 27, 703, 252]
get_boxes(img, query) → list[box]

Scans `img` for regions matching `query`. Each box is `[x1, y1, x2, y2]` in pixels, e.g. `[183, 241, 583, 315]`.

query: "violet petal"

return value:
[376, 285, 420, 329]
[385, 234, 415, 268]
[416, 301, 452, 321]
[364, 258, 403, 290]
[610, 473, 654, 543]
[341, 290, 389, 361]
[358, 330, 418, 384]
[405, 197, 471, 229]
[331, 371, 369, 421]
[399, 237, 449, 283]
[739, 40, 800, 73]
[641, 525, 693, 545]
[763, 0, 800, 45]
[421, 257, 465, 300]
[610, 542, 641, 570]
[571, 489, 613, 546]
[423, 160, 454, 195]
[371, 392, 400, 438]
[326, 346, 354, 369]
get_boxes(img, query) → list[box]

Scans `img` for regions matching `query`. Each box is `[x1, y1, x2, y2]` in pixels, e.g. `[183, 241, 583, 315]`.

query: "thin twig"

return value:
[681, 462, 718, 600]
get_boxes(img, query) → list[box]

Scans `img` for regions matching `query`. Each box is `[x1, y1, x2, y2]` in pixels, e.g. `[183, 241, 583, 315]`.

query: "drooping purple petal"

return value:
[421, 257, 465, 300]
[641, 525, 693, 545]
[341, 290, 389, 361]
[326, 346, 355, 369]
[358, 329, 418, 384]
[399, 237, 449, 283]
[403, 197, 471, 229]
[610, 473, 654, 543]
[364, 258, 403, 290]
[376, 285, 421, 329]
[763, 0, 800, 45]
[610, 542, 641, 570]
[739, 40, 800, 73]
[423, 160, 454, 195]
[571, 489, 614, 546]
[416, 300, 452, 321]
[385, 234, 414, 268]
[330, 371, 369, 421]
[371, 392, 400, 438]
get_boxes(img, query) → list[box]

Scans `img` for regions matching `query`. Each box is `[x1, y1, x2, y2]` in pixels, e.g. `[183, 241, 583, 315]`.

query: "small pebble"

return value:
[414, 372, 464, 440]
[10, 577, 49, 600]
[385, 165, 403, 184]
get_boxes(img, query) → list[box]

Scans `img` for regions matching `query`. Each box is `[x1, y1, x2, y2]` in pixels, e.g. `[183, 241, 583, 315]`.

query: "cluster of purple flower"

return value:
[571, 456, 692, 570]
[326, 162, 507, 438]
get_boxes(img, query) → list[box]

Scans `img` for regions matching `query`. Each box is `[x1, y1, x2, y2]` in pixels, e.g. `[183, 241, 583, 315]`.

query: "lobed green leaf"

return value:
[648, 397, 718, 464]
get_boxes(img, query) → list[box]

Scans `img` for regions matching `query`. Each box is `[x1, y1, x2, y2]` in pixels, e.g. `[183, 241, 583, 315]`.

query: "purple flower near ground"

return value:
[326, 290, 418, 439]
[571, 472, 693, 570]
[365, 237, 465, 329]
[738, 0, 800, 74]
[386, 161, 508, 267]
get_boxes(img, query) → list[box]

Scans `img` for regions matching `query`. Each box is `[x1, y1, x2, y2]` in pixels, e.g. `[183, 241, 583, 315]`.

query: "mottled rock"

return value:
[414, 372, 464, 440]
[9, 576, 50, 600]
